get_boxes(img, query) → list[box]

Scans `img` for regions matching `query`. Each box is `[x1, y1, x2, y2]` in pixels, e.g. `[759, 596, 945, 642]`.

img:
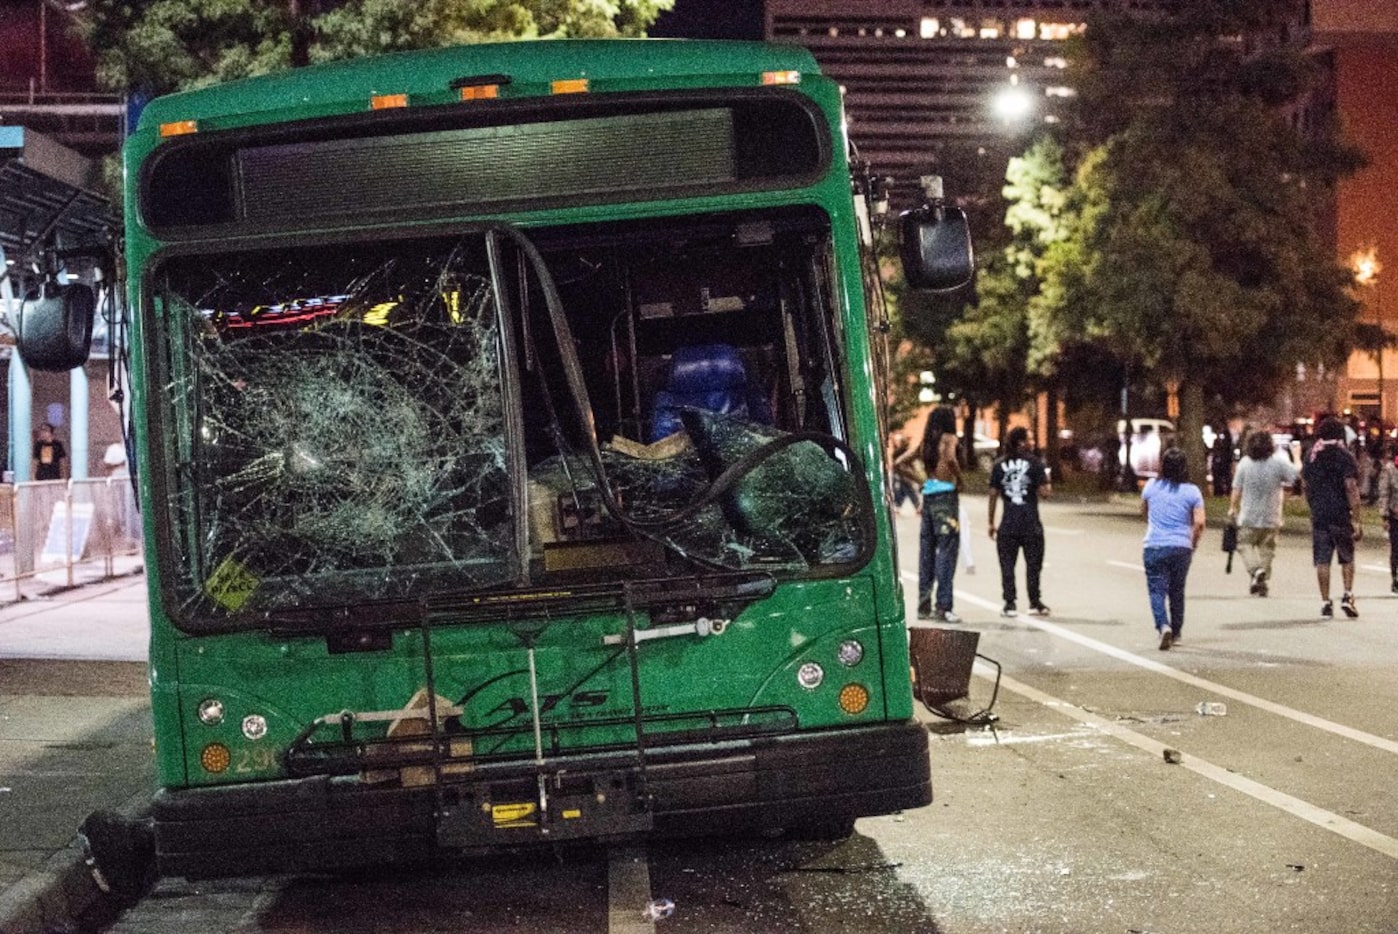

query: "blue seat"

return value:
[648, 344, 772, 443]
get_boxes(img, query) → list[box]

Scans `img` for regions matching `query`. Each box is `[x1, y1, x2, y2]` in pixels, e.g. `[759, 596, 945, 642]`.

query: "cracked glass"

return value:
[150, 212, 869, 629]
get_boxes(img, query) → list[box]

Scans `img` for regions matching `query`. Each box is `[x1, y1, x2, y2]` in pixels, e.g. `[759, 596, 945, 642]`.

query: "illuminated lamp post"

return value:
[1351, 246, 1387, 430]
[992, 84, 1035, 125]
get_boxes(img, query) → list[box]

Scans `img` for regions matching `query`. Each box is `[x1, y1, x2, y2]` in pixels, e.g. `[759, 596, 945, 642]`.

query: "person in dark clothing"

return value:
[31, 422, 67, 481]
[987, 426, 1052, 618]
[1210, 425, 1234, 496]
[1301, 416, 1361, 620]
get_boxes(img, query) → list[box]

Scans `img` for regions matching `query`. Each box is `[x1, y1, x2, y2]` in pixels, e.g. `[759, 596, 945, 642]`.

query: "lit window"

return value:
[1046, 86, 1076, 98]
[1007, 55, 1017, 68]
[1040, 22, 1076, 40]
[1044, 56, 1068, 69]
[1016, 18, 1036, 40]
[895, 27, 906, 38]
[920, 17, 939, 38]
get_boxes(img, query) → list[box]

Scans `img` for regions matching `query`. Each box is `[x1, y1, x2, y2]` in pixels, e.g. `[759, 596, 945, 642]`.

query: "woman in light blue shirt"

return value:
[1141, 447, 1205, 650]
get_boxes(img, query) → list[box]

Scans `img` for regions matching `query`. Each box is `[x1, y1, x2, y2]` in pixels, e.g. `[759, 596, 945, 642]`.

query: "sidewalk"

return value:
[0, 563, 155, 934]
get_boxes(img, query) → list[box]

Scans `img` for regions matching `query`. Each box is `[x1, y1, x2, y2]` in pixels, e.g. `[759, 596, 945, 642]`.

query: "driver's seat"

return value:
[648, 343, 771, 443]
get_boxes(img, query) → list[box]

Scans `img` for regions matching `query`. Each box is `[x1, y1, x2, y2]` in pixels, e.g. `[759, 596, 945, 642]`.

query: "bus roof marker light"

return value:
[551, 78, 589, 95]
[761, 70, 801, 86]
[159, 120, 198, 137]
[371, 93, 409, 110]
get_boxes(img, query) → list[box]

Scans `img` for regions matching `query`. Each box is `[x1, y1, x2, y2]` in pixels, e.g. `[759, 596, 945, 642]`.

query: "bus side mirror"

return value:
[899, 204, 975, 292]
[16, 282, 96, 372]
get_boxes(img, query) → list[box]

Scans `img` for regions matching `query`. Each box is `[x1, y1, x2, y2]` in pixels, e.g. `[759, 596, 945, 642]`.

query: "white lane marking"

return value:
[1107, 560, 1145, 573]
[608, 846, 655, 934]
[901, 569, 1398, 755]
[1361, 564, 1390, 575]
[975, 664, 1398, 862]
[947, 583, 1398, 757]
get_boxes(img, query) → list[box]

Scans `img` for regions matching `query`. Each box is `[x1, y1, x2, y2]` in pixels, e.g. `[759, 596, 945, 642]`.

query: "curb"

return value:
[0, 790, 151, 934]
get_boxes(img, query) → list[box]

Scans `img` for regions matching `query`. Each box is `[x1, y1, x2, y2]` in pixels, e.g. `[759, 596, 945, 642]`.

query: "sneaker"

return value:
[1249, 569, 1263, 595]
[917, 600, 933, 621]
[1001, 602, 1018, 618]
[1158, 628, 1172, 651]
[1391, 578, 1398, 595]
[1170, 630, 1181, 645]
[937, 608, 962, 624]
[1321, 601, 1333, 620]
[1341, 593, 1358, 618]
[1028, 602, 1051, 616]
[1256, 578, 1268, 597]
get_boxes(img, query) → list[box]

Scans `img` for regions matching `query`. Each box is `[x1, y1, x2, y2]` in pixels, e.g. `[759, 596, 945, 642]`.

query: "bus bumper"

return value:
[152, 721, 930, 879]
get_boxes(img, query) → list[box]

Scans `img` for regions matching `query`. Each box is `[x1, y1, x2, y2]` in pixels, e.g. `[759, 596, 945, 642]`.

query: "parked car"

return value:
[972, 433, 999, 471]
[1119, 418, 1176, 478]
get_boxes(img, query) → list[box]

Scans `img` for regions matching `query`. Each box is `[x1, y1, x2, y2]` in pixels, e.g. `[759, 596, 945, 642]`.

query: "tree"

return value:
[73, 0, 673, 95]
[1038, 4, 1363, 466]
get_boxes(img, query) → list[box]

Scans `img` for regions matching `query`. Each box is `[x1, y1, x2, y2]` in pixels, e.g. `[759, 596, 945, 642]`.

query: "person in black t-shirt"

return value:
[988, 426, 1052, 618]
[1301, 416, 1361, 620]
[31, 422, 67, 481]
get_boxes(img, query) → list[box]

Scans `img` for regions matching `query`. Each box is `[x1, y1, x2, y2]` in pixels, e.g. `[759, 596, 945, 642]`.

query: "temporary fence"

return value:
[0, 477, 143, 600]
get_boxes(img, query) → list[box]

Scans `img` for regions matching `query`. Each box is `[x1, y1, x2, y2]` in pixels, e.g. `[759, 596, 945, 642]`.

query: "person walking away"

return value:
[1227, 430, 1299, 597]
[915, 406, 962, 622]
[31, 422, 68, 481]
[988, 426, 1052, 617]
[1301, 416, 1362, 619]
[1141, 448, 1205, 650]
[1377, 441, 1398, 594]
[1210, 425, 1234, 496]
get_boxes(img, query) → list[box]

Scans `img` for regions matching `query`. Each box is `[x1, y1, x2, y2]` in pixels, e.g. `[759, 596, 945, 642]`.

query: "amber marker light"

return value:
[761, 70, 801, 85]
[551, 78, 590, 95]
[159, 120, 199, 137]
[200, 743, 232, 773]
[460, 85, 499, 101]
[371, 93, 409, 110]
[838, 683, 870, 715]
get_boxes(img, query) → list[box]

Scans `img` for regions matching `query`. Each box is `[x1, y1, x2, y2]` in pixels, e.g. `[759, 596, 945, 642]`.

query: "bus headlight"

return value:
[837, 640, 864, 667]
[241, 714, 268, 740]
[797, 662, 824, 690]
[197, 698, 225, 726]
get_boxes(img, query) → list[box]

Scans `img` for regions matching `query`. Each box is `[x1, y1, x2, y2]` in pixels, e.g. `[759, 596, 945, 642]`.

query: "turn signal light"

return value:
[460, 85, 499, 101]
[838, 683, 870, 715]
[761, 70, 801, 85]
[371, 93, 409, 110]
[200, 743, 231, 773]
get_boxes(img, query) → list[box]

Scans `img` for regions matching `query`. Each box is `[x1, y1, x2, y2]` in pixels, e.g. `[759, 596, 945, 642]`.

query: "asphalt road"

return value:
[37, 496, 1398, 932]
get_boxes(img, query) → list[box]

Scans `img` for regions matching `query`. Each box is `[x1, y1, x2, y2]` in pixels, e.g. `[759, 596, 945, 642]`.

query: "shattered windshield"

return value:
[150, 210, 870, 629]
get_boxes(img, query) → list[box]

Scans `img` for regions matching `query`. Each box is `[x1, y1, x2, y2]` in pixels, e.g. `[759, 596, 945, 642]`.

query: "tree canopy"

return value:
[73, 0, 674, 95]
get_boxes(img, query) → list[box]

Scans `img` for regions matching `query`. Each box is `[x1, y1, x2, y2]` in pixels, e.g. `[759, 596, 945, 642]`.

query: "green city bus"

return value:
[18, 39, 972, 886]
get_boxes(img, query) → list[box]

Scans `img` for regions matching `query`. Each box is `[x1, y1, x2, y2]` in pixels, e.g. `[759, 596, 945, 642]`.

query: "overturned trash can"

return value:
[909, 627, 1000, 724]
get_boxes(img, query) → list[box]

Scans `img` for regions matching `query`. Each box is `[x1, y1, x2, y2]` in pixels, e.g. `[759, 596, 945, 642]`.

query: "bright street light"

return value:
[992, 85, 1035, 123]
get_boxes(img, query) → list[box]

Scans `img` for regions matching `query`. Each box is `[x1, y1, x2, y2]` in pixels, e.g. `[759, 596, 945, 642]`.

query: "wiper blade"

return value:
[423, 571, 776, 622]
[260, 598, 422, 634]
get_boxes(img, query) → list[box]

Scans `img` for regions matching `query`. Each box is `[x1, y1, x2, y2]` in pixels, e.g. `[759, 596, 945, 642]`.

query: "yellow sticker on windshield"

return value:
[492, 802, 538, 827]
[205, 557, 259, 611]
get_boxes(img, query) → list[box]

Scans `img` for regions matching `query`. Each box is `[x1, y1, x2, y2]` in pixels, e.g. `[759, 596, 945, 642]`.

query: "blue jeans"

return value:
[1144, 545, 1192, 635]
[918, 492, 960, 613]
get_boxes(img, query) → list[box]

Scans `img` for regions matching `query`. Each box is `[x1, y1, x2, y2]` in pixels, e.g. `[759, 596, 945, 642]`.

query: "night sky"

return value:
[650, 0, 764, 40]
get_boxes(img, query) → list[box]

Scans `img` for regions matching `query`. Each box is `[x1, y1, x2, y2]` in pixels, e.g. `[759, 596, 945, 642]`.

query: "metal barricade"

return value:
[0, 478, 143, 600]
